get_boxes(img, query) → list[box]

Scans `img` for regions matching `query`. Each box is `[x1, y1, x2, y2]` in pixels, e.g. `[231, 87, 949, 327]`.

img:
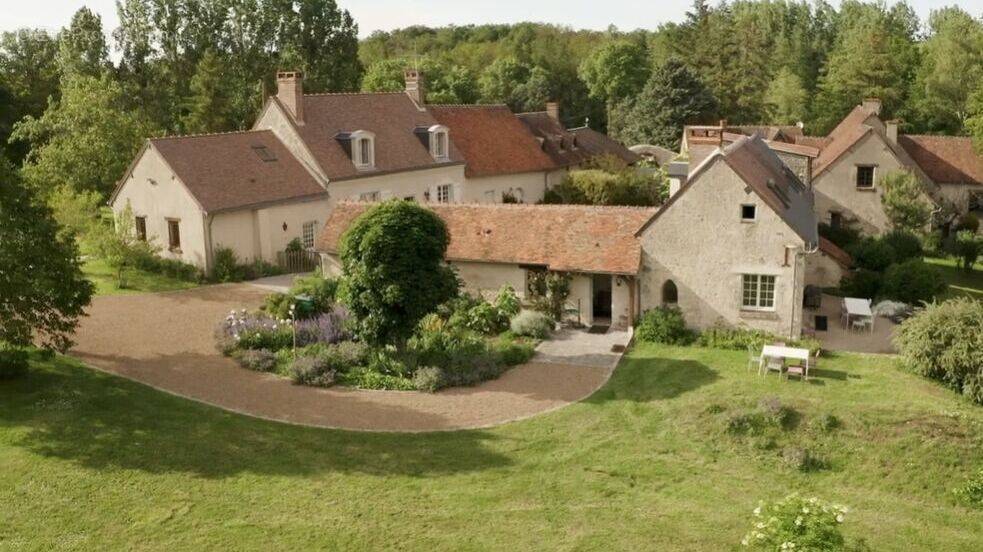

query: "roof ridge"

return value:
[903, 134, 972, 140]
[428, 103, 509, 109]
[334, 199, 657, 211]
[151, 129, 269, 141]
[302, 91, 405, 97]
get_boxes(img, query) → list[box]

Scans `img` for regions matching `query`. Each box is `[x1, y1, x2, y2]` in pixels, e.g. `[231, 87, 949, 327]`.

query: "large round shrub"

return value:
[741, 494, 851, 550]
[895, 298, 983, 405]
[338, 201, 459, 346]
[635, 306, 694, 345]
[289, 356, 337, 387]
[848, 237, 896, 272]
[839, 269, 882, 299]
[509, 310, 553, 339]
[881, 230, 923, 262]
[880, 260, 945, 304]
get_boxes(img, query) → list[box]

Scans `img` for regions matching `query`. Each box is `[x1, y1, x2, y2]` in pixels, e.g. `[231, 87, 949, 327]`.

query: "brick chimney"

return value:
[885, 119, 900, 144]
[404, 69, 426, 105]
[862, 98, 882, 116]
[546, 101, 560, 122]
[277, 71, 304, 124]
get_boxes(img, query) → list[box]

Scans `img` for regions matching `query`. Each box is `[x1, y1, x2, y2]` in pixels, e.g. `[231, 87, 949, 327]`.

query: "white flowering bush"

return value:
[741, 494, 850, 551]
[216, 309, 293, 354]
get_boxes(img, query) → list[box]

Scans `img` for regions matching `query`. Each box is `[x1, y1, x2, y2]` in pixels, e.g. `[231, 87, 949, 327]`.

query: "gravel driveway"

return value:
[69, 284, 617, 432]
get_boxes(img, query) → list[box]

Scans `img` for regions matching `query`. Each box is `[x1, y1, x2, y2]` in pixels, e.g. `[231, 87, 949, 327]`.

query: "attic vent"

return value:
[252, 145, 277, 162]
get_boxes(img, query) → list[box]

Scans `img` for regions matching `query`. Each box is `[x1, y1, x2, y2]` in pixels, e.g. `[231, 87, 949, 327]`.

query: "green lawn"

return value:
[82, 257, 199, 296]
[1, 346, 980, 550]
[926, 256, 983, 300]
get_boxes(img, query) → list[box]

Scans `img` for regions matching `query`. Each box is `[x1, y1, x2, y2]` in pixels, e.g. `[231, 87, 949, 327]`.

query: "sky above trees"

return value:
[2, 0, 966, 40]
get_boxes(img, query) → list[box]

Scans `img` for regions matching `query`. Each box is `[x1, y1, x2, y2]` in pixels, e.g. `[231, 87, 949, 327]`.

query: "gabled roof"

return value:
[516, 112, 592, 168]
[123, 130, 325, 213]
[638, 135, 817, 245]
[318, 202, 657, 275]
[727, 125, 804, 142]
[569, 126, 641, 165]
[428, 105, 555, 178]
[899, 135, 983, 186]
[811, 105, 880, 176]
[290, 92, 465, 180]
[721, 132, 818, 158]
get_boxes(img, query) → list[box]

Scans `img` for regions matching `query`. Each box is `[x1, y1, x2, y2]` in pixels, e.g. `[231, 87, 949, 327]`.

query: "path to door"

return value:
[69, 285, 621, 432]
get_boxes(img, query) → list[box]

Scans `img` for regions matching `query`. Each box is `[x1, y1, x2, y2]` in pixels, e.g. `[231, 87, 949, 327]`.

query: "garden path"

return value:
[69, 284, 615, 432]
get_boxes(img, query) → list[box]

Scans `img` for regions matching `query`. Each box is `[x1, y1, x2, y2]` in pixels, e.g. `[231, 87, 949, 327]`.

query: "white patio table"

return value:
[843, 297, 874, 333]
[758, 345, 811, 377]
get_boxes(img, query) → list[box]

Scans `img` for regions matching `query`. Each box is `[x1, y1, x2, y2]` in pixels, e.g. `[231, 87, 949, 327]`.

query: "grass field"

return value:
[82, 257, 200, 296]
[926, 256, 983, 300]
[1, 345, 980, 550]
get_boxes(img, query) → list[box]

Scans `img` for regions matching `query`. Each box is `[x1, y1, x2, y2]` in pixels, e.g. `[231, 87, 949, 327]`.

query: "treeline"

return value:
[2, 0, 983, 211]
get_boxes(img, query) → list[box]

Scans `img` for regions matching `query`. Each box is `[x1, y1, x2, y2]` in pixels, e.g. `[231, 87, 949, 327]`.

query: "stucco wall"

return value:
[813, 132, 914, 235]
[327, 165, 467, 204]
[464, 171, 548, 204]
[452, 260, 528, 299]
[776, 151, 811, 187]
[936, 183, 981, 215]
[568, 274, 592, 327]
[611, 275, 634, 329]
[639, 159, 807, 338]
[804, 251, 847, 288]
[112, 145, 208, 267]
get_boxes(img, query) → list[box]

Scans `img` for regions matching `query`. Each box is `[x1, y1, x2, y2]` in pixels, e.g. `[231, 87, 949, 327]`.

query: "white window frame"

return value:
[302, 220, 317, 250]
[436, 184, 452, 203]
[350, 130, 375, 170]
[741, 274, 776, 311]
[740, 203, 757, 222]
[429, 125, 449, 161]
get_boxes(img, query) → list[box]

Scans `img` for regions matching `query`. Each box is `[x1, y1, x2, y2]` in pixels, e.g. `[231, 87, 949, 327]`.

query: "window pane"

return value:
[742, 274, 757, 307]
[760, 276, 776, 307]
[302, 221, 316, 249]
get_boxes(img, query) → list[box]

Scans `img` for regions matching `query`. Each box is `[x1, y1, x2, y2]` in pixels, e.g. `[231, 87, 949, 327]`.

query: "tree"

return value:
[363, 57, 479, 104]
[609, 58, 717, 149]
[338, 201, 459, 347]
[182, 49, 235, 134]
[89, 204, 159, 289]
[0, 29, 60, 164]
[765, 67, 809, 125]
[543, 162, 665, 206]
[950, 230, 981, 273]
[276, 0, 362, 93]
[479, 57, 531, 105]
[11, 75, 157, 199]
[56, 7, 110, 79]
[907, 7, 983, 134]
[967, 82, 983, 154]
[578, 39, 650, 105]
[880, 170, 931, 232]
[0, 159, 93, 354]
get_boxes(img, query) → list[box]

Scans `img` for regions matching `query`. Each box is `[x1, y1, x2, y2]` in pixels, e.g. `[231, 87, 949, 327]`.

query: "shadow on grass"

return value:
[586, 355, 719, 403]
[0, 355, 511, 479]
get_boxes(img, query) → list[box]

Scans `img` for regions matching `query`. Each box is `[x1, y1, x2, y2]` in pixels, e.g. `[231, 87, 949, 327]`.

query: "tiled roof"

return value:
[721, 132, 818, 158]
[794, 135, 830, 149]
[899, 135, 983, 186]
[569, 126, 641, 165]
[818, 237, 852, 268]
[145, 130, 325, 213]
[630, 144, 678, 166]
[727, 125, 804, 142]
[516, 112, 592, 167]
[812, 105, 878, 176]
[292, 92, 464, 180]
[318, 202, 657, 274]
[428, 105, 556, 178]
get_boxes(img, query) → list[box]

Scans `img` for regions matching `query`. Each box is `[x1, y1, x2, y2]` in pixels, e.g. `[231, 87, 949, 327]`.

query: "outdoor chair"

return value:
[746, 344, 761, 373]
[851, 318, 871, 333]
[764, 356, 784, 376]
[785, 360, 807, 381]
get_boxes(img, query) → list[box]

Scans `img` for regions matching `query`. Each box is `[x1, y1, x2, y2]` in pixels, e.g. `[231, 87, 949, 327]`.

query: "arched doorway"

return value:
[662, 280, 678, 305]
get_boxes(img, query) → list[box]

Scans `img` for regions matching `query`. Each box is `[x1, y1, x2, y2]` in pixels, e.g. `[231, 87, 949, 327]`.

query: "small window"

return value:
[359, 191, 380, 202]
[302, 220, 317, 249]
[436, 184, 452, 203]
[135, 216, 147, 241]
[252, 145, 277, 162]
[741, 204, 757, 221]
[662, 280, 678, 305]
[404, 195, 416, 202]
[829, 211, 843, 229]
[742, 274, 776, 311]
[358, 138, 371, 166]
[167, 219, 181, 251]
[856, 166, 875, 189]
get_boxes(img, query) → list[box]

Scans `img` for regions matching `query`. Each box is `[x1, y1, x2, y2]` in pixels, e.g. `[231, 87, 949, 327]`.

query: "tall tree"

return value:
[182, 49, 235, 133]
[11, 75, 157, 199]
[578, 39, 650, 106]
[0, 29, 60, 164]
[965, 82, 983, 153]
[0, 158, 93, 354]
[907, 7, 983, 134]
[766, 67, 809, 125]
[277, 0, 362, 92]
[56, 7, 110, 79]
[609, 58, 717, 149]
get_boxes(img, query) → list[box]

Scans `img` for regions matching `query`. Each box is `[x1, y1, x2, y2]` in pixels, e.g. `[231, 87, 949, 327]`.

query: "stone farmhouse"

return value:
[109, 70, 635, 270]
[320, 135, 837, 337]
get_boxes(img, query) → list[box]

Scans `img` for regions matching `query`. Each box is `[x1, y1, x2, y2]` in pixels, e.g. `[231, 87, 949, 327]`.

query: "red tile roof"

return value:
[516, 112, 593, 167]
[812, 105, 878, 176]
[142, 130, 325, 213]
[290, 92, 464, 180]
[318, 202, 657, 274]
[899, 135, 983, 186]
[818, 237, 852, 268]
[569, 126, 641, 165]
[428, 105, 556, 178]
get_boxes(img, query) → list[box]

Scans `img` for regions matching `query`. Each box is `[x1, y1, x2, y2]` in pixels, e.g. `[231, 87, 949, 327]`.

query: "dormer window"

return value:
[428, 125, 449, 161]
[349, 130, 375, 170]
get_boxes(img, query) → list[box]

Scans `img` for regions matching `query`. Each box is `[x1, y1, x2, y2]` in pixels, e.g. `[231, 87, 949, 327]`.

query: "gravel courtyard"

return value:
[69, 284, 617, 432]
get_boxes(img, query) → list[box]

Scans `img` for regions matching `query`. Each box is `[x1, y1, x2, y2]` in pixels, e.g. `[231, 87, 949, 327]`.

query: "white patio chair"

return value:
[746, 344, 761, 373]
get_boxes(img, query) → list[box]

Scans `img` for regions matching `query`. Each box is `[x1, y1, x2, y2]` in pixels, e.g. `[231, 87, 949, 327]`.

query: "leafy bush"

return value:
[367, 350, 413, 379]
[409, 326, 488, 373]
[895, 298, 983, 405]
[955, 212, 980, 233]
[0, 342, 29, 379]
[880, 260, 945, 304]
[330, 341, 371, 370]
[339, 367, 415, 390]
[236, 349, 277, 372]
[494, 285, 521, 318]
[288, 356, 336, 387]
[510, 310, 554, 339]
[295, 307, 350, 347]
[291, 272, 339, 314]
[491, 337, 536, 366]
[461, 301, 510, 334]
[696, 326, 820, 355]
[949, 230, 981, 273]
[526, 271, 572, 321]
[285, 237, 304, 253]
[741, 494, 851, 550]
[881, 230, 923, 262]
[953, 468, 983, 508]
[635, 306, 694, 345]
[818, 222, 861, 249]
[133, 254, 204, 282]
[840, 269, 882, 299]
[212, 246, 246, 283]
[217, 311, 293, 353]
[262, 292, 296, 320]
[542, 166, 663, 206]
[848, 237, 897, 272]
[413, 366, 445, 392]
[921, 230, 944, 256]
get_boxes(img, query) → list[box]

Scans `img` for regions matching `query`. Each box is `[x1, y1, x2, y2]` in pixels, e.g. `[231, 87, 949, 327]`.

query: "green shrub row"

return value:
[635, 307, 821, 354]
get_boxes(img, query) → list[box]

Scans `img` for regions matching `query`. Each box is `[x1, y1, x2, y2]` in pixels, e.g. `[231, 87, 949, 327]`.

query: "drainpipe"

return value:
[204, 212, 215, 276]
[790, 241, 820, 338]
